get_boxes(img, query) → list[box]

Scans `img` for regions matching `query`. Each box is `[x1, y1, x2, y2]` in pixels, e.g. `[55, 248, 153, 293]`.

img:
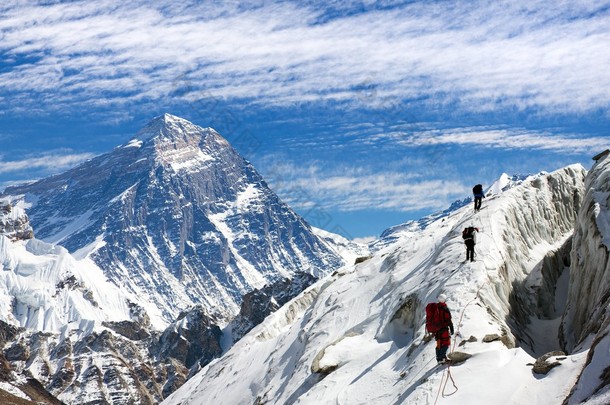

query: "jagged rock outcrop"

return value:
[156, 307, 223, 372]
[531, 351, 566, 375]
[229, 272, 318, 342]
[0, 202, 33, 241]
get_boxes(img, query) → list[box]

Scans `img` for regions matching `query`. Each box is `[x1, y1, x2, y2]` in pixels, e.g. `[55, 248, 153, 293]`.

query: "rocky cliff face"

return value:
[229, 272, 318, 342]
[2, 114, 344, 325]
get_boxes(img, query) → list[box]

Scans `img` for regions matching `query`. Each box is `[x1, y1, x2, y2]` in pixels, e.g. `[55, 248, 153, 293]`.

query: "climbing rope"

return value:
[432, 213, 497, 403]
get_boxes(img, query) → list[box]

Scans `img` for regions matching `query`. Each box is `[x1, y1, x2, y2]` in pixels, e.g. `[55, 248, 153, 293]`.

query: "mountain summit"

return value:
[2, 114, 344, 326]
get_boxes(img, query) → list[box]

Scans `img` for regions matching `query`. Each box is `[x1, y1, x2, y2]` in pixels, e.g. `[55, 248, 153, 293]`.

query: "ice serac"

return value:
[2, 114, 344, 325]
[560, 152, 610, 404]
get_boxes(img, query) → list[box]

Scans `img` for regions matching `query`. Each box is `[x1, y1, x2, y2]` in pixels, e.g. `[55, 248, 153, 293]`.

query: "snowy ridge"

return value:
[373, 172, 533, 252]
[164, 164, 590, 405]
[486, 173, 532, 195]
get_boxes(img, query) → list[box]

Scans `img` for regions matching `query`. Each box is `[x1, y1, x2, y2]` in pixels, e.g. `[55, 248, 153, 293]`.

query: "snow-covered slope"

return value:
[164, 164, 590, 405]
[2, 114, 344, 326]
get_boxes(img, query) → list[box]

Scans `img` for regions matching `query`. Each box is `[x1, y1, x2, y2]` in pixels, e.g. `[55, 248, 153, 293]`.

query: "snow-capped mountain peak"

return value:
[0, 114, 351, 403]
[486, 172, 535, 195]
[130, 113, 214, 143]
[2, 115, 345, 327]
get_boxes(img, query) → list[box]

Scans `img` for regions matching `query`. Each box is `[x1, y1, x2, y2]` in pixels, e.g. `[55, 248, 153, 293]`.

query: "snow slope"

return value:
[164, 164, 589, 405]
[311, 226, 370, 265]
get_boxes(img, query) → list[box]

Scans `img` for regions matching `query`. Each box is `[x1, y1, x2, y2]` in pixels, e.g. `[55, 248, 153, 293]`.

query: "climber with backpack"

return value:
[462, 226, 479, 262]
[425, 293, 454, 364]
[472, 184, 484, 211]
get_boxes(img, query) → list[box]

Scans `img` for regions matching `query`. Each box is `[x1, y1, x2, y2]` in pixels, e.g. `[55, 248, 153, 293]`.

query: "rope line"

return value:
[432, 209, 497, 403]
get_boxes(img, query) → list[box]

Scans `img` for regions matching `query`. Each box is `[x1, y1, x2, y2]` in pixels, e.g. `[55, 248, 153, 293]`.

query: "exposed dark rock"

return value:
[5, 341, 30, 362]
[459, 336, 478, 347]
[391, 294, 420, 326]
[354, 256, 372, 264]
[55, 276, 80, 291]
[311, 345, 338, 376]
[156, 306, 223, 370]
[103, 321, 151, 341]
[447, 351, 472, 364]
[0, 203, 34, 241]
[230, 272, 318, 342]
[532, 351, 565, 375]
[0, 321, 22, 347]
[482, 334, 501, 343]
[160, 359, 189, 399]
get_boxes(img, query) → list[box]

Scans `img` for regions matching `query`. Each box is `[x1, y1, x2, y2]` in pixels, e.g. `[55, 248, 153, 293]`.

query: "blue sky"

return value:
[0, 0, 608, 240]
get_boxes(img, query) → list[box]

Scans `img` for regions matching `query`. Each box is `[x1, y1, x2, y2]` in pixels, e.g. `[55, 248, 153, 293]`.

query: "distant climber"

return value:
[462, 226, 479, 262]
[472, 184, 484, 211]
[425, 294, 454, 364]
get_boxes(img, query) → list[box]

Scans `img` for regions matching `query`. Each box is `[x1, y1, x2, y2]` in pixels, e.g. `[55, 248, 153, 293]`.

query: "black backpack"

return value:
[462, 227, 474, 240]
[473, 184, 483, 195]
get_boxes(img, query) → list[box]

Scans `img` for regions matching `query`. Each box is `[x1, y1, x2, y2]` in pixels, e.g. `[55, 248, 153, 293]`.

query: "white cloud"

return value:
[0, 0, 609, 116]
[262, 162, 469, 213]
[375, 126, 609, 154]
[0, 151, 95, 174]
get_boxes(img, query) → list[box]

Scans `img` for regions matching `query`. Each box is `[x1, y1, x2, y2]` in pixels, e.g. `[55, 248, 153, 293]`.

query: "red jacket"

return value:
[435, 303, 454, 347]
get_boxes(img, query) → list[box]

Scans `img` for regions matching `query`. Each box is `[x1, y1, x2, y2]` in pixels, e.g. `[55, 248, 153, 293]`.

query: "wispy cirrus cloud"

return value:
[0, 151, 95, 175]
[373, 126, 609, 154]
[0, 0, 609, 118]
[263, 162, 468, 213]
